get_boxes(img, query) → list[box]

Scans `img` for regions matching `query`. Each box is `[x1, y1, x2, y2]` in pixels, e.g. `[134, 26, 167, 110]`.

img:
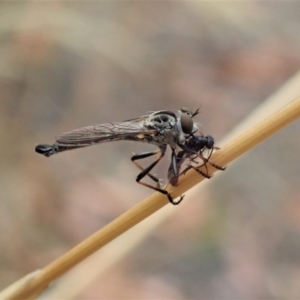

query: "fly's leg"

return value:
[131, 148, 183, 205]
[181, 148, 225, 179]
[197, 148, 226, 172]
[190, 165, 211, 178]
[180, 164, 212, 179]
[131, 150, 163, 187]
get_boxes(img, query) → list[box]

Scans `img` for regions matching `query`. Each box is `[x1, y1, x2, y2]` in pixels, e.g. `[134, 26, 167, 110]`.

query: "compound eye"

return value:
[180, 107, 193, 115]
[180, 113, 194, 134]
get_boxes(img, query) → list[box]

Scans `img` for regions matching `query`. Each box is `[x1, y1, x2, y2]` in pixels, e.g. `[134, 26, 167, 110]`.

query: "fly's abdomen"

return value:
[35, 143, 87, 157]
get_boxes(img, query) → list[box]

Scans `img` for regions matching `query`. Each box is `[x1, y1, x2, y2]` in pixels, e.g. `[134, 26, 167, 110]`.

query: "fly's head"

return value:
[179, 107, 194, 134]
[177, 107, 200, 142]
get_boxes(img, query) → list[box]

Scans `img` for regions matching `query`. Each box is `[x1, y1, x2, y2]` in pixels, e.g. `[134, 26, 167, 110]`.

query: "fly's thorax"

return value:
[145, 108, 199, 147]
[146, 111, 177, 130]
[150, 128, 178, 148]
[145, 110, 180, 147]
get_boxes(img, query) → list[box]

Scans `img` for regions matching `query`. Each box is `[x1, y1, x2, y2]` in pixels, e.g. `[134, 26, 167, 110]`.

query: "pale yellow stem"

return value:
[2, 97, 300, 300]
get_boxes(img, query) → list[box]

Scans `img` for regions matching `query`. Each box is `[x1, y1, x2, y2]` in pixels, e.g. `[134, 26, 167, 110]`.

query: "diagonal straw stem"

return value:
[3, 97, 300, 300]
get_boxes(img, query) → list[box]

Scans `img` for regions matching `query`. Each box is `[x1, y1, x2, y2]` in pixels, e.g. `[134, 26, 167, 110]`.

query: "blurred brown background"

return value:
[1, 2, 300, 299]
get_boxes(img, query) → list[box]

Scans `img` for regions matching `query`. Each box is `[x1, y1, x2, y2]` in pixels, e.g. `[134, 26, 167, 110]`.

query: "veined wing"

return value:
[55, 116, 156, 146]
[35, 113, 164, 157]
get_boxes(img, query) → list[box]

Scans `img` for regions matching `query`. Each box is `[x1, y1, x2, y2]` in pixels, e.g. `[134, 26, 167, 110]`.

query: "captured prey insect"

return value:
[35, 107, 200, 205]
[168, 133, 226, 187]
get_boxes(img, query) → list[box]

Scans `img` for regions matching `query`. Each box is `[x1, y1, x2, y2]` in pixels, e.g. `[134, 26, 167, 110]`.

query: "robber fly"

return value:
[168, 133, 226, 187]
[35, 108, 200, 205]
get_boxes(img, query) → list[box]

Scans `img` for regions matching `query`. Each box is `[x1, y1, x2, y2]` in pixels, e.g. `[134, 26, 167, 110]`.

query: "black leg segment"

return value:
[131, 146, 183, 205]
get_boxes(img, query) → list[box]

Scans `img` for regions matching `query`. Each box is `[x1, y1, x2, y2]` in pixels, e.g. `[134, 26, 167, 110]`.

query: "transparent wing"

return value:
[55, 116, 156, 146]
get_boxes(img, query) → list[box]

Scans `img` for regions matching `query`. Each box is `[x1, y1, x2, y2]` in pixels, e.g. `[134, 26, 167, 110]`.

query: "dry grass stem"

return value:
[3, 97, 300, 300]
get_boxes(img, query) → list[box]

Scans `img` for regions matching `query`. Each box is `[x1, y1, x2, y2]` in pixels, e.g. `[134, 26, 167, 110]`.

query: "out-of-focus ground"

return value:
[1, 2, 300, 299]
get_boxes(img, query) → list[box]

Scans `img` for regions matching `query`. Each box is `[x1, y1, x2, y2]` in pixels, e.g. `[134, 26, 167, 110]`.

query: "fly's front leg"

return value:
[182, 164, 212, 179]
[186, 148, 225, 179]
[179, 153, 211, 179]
[180, 160, 212, 179]
[197, 148, 226, 172]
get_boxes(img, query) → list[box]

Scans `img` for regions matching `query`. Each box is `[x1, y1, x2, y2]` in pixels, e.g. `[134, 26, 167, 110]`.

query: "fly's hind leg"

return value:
[131, 147, 183, 205]
[197, 147, 226, 172]
[131, 149, 163, 188]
